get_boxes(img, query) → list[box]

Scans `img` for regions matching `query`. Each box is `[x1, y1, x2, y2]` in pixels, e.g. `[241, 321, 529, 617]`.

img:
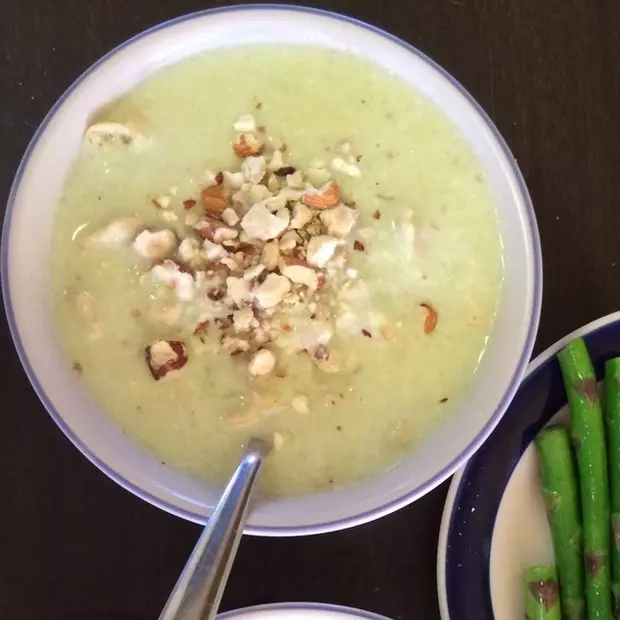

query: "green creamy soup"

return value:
[52, 46, 503, 496]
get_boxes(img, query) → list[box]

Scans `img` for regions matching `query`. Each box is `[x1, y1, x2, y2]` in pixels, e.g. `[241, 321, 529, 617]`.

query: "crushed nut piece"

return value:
[201, 185, 228, 216]
[420, 303, 438, 334]
[261, 240, 280, 270]
[253, 273, 291, 308]
[248, 349, 276, 376]
[233, 114, 257, 133]
[280, 264, 319, 290]
[319, 205, 358, 237]
[233, 133, 264, 157]
[221, 207, 240, 227]
[292, 395, 310, 414]
[306, 236, 340, 267]
[302, 181, 341, 210]
[233, 306, 254, 332]
[152, 196, 171, 209]
[133, 229, 176, 261]
[242, 156, 267, 184]
[331, 157, 362, 177]
[241, 204, 289, 241]
[145, 339, 188, 380]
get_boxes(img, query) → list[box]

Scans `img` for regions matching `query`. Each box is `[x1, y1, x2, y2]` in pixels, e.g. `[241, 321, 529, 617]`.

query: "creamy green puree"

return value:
[52, 46, 503, 496]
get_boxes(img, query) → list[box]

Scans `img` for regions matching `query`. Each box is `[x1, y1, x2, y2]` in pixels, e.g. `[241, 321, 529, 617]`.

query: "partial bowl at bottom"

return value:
[219, 603, 392, 620]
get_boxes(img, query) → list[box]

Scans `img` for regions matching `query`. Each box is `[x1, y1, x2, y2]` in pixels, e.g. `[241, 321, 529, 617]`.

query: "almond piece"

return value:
[253, 273, 291, 308]
[194, 217, 238, 243]
[233, 133, 264, 157]
[306, 236, 340, 267]
[302, 182, 341, 210]
[133, 230, 176, 261]
[221, 207, 240, 227]
[152, 196, 172, 209]
[201, 185, 228, 217]
[280, 264, 319, 290]
[241, 204, 289, 241]
[248, 349, 276, 376]
[233, 114, 257, 132]
[292, 395, 310, 414]
[330, 157, 361, 178]
[145, 339, 188, 380]
[420, 303, 438, 334]
[241, 156, 267, 184]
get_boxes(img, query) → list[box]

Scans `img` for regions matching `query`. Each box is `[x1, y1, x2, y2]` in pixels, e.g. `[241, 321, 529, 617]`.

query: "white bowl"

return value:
[1, 5, 542, 536]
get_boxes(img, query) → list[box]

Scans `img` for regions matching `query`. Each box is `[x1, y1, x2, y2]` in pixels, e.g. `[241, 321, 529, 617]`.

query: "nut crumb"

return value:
[420, 303, 438, 334]
[353, 240, 365, 252]
[361, 329, 372, 338]
[72, 362, 83, 374]
[372, 209, 382, 220]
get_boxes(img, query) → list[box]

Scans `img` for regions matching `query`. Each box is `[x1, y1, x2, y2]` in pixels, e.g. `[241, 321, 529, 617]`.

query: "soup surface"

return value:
[52, 46, 503, 496]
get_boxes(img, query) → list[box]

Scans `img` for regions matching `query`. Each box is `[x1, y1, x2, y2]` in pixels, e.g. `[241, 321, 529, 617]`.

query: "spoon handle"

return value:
[158, 440, 267, 620]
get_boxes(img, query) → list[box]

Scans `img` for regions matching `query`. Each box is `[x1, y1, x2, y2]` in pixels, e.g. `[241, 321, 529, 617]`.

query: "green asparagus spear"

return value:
[536, 427, 585, 620]
[525, 564, 562, 620]
[605, 358, 620, 616]
[558, 338, 613, 620]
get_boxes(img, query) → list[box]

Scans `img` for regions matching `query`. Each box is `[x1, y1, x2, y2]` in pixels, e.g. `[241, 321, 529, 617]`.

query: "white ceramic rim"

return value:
[2, 4, 542, 536]
[218, 602, 391, 620]
[436, 310, 620, 620]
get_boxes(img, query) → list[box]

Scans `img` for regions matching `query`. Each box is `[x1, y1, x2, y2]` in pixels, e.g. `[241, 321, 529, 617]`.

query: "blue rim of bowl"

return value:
[1, 4, 542, 536]
[436, 310, 620, 620]
[218, 602, 391, 619]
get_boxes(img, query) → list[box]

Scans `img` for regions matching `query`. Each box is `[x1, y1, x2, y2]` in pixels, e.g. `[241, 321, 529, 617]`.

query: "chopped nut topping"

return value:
[319, 204, 358, 237]
[302, 181, 341, 210]
[292, 395, 310, 414]
[84, 122, 146, 148]
[233, 114, 257, 133]
[253, 273, 291, 308]
[330, 157, 362, 178]
[274, 166, 296, 177]
[233, 306, 254, 332]
[128, 116, 398, 389]
[280, 264, 319, 290]
[133, 229, 176, 261]
[420, 303, 438, 334]
[241, 204, 289, 241]
[201, 185, 228, 217]
[221, 207, 240, 227]
[81, 217, 143, 248]
[273, 430, 286, 450]
[372, 209, 382, 219]
[233, 133, 264, 157]
[306, 236, 340, 267]
[261, 240, 280, 271]
[152, 196, 172, 209]
[145, 339, 188, 380]
[242, 156, 267, 184]
[248, 349, 276, 376]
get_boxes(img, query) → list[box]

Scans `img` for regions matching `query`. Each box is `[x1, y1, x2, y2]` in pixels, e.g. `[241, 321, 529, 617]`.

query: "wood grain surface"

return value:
[2, 1, 620, 619]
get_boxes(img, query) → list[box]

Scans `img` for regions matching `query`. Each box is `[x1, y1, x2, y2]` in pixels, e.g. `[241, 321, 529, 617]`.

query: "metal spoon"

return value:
[158, 438, 271, 620]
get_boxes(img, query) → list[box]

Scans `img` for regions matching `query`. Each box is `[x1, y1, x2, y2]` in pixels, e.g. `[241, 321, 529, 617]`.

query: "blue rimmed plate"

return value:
[437, 311, 620, 620]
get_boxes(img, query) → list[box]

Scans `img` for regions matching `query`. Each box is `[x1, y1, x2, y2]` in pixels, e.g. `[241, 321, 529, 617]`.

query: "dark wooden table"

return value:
[2, 1, 620, 619]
